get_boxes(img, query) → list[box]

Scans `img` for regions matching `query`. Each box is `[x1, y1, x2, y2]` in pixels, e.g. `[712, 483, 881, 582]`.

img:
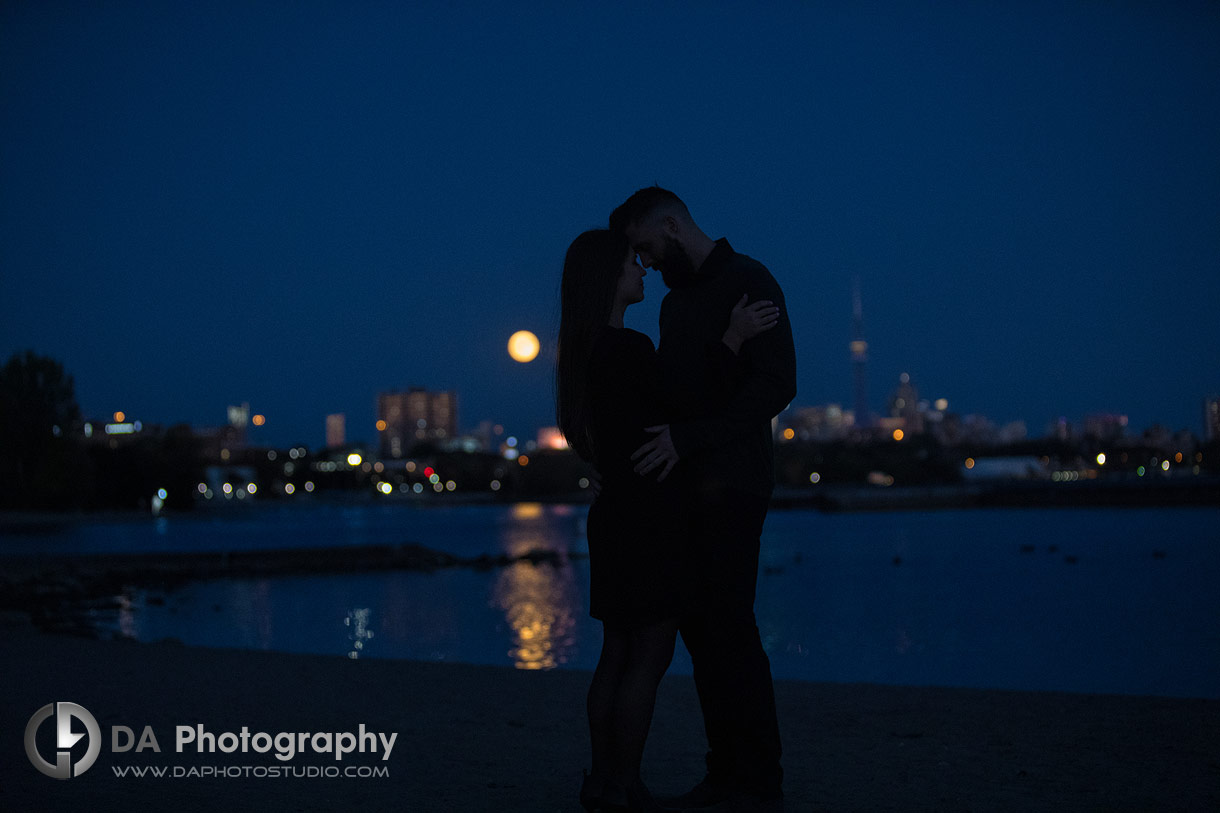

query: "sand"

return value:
[1, 619, 1216, 812]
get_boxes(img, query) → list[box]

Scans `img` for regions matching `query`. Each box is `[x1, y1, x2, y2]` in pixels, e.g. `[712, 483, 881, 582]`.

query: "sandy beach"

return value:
[2, 617, 1216, 813]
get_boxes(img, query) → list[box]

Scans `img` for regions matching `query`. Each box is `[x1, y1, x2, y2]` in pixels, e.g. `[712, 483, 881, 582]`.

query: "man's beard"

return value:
[657, 235, 698, 289]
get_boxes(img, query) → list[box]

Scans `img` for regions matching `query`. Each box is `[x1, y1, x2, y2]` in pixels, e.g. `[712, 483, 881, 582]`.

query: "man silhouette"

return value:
[610, 187, 796, 812]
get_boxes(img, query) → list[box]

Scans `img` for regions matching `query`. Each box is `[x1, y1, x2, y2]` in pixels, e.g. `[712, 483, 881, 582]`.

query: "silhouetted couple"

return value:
[557, 188, 797, 812]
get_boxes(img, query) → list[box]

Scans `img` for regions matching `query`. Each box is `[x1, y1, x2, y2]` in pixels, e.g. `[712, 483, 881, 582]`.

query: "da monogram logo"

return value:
[25, 702, 102, 779]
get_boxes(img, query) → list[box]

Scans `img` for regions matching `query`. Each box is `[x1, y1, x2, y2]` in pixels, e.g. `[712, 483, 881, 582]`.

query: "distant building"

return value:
[326, 413, 346, 449]
[785, 404, 854, 441]
[82, 415, 151, 449]
[537, 426, 568, 450]
[850, 279, 871, 428]
[875, 416, 906, 439]
[471, 420, 504, 452]
[887, 373, 923, 434]
[377, 388, 458, 458]
[1205, 396, 1220, 442]
[928, 409, 1006, 447]
[997, 421, 1029, 444]
[1171, 429, 1198, 457]
[1049, 417, 1073, 442]
[226, 402, 250, 448]
[1084, 413, 1129, 442]
[1142, 424, 1175, 453]
[196, 424, 246, 462]
[922, 398, 950, 432]
[185, 405, 255, 461]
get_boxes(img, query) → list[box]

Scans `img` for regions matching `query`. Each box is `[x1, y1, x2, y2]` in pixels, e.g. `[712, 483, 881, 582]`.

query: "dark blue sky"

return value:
[3, 1, 1218, 448]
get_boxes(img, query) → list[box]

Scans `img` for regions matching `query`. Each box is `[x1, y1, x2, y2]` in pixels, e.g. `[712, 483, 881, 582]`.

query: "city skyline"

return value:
[62, 371, 1215, 454]
[3, 2, 1218, 448]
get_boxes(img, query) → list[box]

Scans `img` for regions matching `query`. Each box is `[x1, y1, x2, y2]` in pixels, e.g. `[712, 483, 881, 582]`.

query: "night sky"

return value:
[3, 1, 1218, 449]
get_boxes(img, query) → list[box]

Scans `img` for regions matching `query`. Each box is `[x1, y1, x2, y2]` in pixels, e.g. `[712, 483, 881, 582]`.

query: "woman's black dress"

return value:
[584, 326, 693, 628]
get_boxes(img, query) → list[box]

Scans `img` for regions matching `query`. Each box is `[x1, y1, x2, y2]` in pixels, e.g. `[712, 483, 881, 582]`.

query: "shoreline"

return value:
[3, 477, 1217, 529]
[3, 624, 1217, 811]
[0, 541, 580, 640]
[775, 477, 1220, 511]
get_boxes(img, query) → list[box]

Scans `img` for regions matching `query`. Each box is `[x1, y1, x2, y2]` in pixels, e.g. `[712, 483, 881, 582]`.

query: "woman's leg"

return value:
[588, 623, 628, 784]
[610, 617, 679, 789]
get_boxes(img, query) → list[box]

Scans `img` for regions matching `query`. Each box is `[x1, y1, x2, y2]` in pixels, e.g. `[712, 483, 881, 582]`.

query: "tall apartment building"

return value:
[326, 413, 346, 449]
[1204, 396, 1220, 442]
[377, 388, 458, 458]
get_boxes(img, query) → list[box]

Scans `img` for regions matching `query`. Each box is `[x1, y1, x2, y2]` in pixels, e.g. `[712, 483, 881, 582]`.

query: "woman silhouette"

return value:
[557, 229, 778, 811]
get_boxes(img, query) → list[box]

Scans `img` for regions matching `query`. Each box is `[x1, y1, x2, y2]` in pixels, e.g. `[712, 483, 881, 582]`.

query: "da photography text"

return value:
[25, 702, 397, 781]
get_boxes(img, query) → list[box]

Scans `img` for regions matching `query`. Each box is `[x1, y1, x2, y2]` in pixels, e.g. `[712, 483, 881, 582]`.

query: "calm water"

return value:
[4, 501, 1218, 698]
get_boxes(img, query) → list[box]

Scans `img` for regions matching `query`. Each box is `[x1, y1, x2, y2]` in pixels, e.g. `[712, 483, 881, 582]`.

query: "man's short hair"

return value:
[609, 186, 690, 235]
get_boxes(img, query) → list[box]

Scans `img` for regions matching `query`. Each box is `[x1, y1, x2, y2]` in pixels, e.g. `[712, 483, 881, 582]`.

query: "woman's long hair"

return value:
[556, 229, 629, 463]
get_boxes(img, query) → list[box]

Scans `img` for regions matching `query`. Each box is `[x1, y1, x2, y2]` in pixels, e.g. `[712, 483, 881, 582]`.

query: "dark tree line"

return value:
[0, 351, 202, 511]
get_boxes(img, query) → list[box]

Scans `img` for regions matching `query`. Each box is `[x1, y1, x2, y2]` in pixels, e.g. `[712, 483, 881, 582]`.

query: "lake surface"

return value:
[4, 501, 1218, 698]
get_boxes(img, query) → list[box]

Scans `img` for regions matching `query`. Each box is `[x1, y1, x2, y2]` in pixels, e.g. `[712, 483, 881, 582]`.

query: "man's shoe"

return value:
[654, 776, 738, 810]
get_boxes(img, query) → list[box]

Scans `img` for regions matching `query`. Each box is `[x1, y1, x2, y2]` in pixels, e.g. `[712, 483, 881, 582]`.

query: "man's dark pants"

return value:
[680, 489, 783, 796]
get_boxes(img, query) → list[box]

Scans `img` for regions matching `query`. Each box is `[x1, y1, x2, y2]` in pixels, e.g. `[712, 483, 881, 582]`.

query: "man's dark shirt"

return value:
[658, 238, 797, 497]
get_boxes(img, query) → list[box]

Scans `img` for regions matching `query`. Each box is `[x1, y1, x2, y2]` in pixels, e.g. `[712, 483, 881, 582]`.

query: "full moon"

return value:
[507, 330, 540, 363]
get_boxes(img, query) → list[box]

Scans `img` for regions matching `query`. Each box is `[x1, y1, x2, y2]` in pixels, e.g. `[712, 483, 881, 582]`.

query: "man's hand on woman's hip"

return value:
[631, 425, 679, 482]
